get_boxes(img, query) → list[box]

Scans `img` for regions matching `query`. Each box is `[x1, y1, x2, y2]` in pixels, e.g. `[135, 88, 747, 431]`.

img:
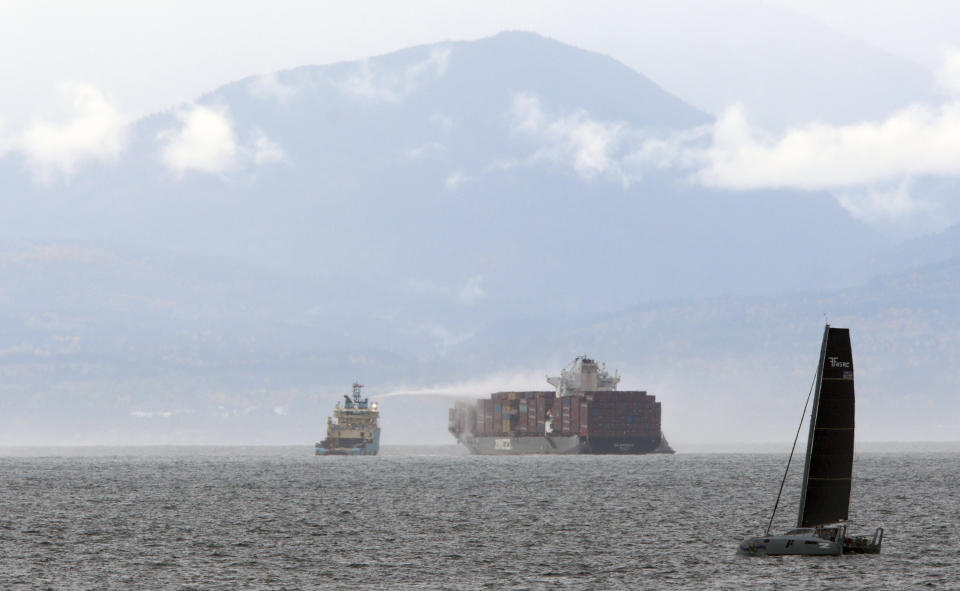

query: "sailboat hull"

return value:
[738, 525, 883, 556]
[738, 533, 841, 556]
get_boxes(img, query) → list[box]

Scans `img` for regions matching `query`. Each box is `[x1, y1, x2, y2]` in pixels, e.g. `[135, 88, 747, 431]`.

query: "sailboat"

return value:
[738, 324, 883, 556]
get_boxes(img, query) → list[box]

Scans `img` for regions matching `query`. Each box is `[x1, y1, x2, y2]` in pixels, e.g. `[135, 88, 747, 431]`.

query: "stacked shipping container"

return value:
[450, 390, 660, 438]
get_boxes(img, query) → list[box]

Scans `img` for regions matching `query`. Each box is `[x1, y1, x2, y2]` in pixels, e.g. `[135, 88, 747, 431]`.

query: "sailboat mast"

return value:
[796, 324, 830, 527]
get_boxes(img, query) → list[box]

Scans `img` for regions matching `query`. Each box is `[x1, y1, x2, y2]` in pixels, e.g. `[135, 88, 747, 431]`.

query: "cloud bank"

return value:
[510, 62, 960, 226]
[699, 103, 960, 190]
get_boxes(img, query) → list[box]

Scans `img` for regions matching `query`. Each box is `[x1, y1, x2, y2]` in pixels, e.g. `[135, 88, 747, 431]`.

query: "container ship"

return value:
[448, 357, 674, 455]
[315, 383, 380, 455]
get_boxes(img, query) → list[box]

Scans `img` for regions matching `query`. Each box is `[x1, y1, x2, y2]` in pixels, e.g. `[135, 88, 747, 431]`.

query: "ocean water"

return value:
[1, 446, 957, 590]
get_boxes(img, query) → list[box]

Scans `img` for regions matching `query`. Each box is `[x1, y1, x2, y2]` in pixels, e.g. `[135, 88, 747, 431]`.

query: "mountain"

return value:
[1, 32, 884, 311]
[1, 31, 943, 445]
[1, 238, 958, 445]
[857, 220, 960, 278]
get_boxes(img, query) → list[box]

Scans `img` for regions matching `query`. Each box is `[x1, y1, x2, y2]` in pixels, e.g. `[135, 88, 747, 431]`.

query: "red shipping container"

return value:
[571, 398, 579, 434]
[579, 401, 589, 436]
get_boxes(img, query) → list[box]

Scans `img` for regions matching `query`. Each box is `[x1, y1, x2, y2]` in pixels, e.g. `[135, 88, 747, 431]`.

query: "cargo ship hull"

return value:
[458, 433, 671, 455]
[459, 433, 582, 455]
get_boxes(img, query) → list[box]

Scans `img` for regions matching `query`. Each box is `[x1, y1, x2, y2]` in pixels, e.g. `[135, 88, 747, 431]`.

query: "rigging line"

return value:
[765, 366, 819, 535]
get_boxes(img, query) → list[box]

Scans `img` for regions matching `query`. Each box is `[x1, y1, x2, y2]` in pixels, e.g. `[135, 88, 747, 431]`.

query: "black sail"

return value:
[797, 325, 855, 528]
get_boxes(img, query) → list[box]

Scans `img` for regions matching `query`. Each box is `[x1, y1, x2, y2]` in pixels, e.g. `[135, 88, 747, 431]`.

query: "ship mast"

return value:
[352, 382, 365, 404]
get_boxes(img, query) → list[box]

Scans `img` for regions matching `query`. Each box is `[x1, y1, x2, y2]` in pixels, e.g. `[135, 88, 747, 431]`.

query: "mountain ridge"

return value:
[0, 30, 954, 444]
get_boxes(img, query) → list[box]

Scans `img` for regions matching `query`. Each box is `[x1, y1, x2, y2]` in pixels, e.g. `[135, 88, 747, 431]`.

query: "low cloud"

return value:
[698, 103, 960, 190]
[511, 92, 629, 184]
[334, 46, 451, 102]
[690, 48, 960, 224]
[834, 178, 934, 225]
[159, 105, 238, 175]
[509, 74, 960, 226]
[937, 46, 960, 96]
[444, 170, 468, 189]
[18, 82, 127, 183]
[251, 132, 286, 165]
[158, 106, 285, 175]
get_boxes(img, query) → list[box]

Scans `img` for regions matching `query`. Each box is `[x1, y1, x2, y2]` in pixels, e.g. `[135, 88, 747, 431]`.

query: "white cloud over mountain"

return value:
[509, 80, 960, 226]
[18, 82, 127, 182]
[834, 179, 932, 225]
[155, 106, 285, 176]
[510, 92, 629, 184]
[158, 105, 239, 175]
[9, 37, 960, 235]
[251, 132, 286, 166]
[699, 102, 960, 190]
[333, 46, 451, 102]
[936, 46, 960, 96]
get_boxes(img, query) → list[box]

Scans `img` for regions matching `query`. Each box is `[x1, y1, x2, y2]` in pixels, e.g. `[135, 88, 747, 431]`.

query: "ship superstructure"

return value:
[449, 356, 673, 455]
[315, 383, 380, 456]
[547, 357, 620, 395]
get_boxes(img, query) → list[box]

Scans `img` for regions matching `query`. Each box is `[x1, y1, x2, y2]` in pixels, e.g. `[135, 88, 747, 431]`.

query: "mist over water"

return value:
[2, 446, 956, 590]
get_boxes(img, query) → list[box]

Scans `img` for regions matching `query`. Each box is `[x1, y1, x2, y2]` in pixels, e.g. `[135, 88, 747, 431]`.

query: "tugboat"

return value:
[315, 383, 380, 456]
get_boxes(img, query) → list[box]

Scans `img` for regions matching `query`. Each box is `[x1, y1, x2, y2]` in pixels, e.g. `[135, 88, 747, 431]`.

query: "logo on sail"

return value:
[827, 356, 851, 368]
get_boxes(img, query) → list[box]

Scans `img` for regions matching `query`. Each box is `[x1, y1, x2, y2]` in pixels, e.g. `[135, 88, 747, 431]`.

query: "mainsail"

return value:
[797, 325, 856, 528]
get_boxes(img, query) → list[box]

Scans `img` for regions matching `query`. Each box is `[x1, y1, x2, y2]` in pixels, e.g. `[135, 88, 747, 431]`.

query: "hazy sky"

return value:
[3, 0, 958, 127]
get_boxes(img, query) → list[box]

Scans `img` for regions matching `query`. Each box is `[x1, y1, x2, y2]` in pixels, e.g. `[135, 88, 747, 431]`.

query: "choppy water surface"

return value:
[1, 446, 957, 590]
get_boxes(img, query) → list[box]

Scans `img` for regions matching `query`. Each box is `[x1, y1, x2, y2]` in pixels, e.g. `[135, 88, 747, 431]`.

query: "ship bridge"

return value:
[547, 356, 620, 396]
